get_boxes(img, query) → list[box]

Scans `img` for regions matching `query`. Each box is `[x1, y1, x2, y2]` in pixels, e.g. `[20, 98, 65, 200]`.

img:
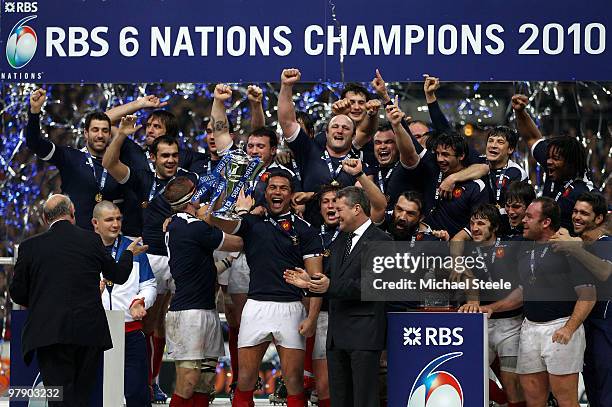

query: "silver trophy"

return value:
[213, 144, 263, 221]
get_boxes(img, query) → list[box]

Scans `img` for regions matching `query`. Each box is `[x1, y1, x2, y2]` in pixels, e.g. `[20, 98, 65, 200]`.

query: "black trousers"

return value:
[36, 344, 103, 407]
[327, 347, 382, 407]
[125, 330, 151, 407]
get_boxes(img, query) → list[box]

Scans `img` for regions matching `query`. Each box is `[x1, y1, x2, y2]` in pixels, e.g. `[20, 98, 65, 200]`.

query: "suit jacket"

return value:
[326, 223, 392, 351]
[9, 220, 133, 364]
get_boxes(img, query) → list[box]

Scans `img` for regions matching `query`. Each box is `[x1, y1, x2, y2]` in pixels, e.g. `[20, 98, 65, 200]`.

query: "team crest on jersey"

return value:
[562, 187, 572, 198]
[260, 172, 270, 182]
[280, 219, 291, 231]
[495, 247, 505, 258]
[452, 187, 463, 199]
[416, 232, 424, 241]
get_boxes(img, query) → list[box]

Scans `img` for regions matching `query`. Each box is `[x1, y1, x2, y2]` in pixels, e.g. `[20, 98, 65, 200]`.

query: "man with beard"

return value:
[278, 68, 374, 195]
[105, 95, 209, 174]
[458, 204, 525, 407]
[207, 169, 323, 407]
[25, 89, 124, 230]
[481, 197, 596, 407]
[512, 94, 595, 233]
[406, 132, 489, 236]
[387, 191, 440, 242]
[103, 98, 233, 402]
[550, 192, 611, 407]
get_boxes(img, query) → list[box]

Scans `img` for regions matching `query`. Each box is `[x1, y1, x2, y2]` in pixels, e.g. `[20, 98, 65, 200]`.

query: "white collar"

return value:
[352, 218, 372, 237]
[49, 218, 71, 228]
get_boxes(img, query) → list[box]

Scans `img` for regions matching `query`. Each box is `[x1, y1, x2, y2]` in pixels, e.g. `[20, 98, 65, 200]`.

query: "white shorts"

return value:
[214, 251, 250, 294]
[147, 254, 172, 295]
[238, 299, 306, 350]
[166, 309, 225, 360]
[517, 317, 585, 375]
[313, 311, 329, 360]
[488, 316, 522, 371]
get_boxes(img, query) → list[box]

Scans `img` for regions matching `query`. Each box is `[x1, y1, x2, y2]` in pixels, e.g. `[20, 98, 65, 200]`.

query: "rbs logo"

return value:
[404, 327, 463, 346]
[4, 2, 38, 13]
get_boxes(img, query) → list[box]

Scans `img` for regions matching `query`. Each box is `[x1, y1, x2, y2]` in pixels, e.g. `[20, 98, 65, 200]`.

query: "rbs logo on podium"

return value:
[403, 326, 463, 346]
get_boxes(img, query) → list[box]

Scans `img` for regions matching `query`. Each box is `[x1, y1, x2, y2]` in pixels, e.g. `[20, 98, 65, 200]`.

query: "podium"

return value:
[9, 310, 125, 407]
[388, 312, 488, 407]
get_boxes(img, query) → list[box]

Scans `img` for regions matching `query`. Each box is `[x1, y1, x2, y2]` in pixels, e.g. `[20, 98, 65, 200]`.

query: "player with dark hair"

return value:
[458, 204, 525, 406]
[550, 192, 611, 407]
[105, 97, 209, 175]
[370, 97, 421, 214]
[402, 131, 489, 236]
[25, 89, 124, 231]
[512, 94, 595, 233]
[103, 108, 232, 402]
[482, 197, 596, 407]
[206, 169, 323, 407]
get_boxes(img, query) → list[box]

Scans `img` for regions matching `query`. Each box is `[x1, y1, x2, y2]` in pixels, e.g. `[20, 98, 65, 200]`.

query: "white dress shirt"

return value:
[348, 218, 372, 253]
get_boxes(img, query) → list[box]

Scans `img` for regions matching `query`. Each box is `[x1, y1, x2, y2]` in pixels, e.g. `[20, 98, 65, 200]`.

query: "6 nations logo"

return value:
[6, 15, 38, 69]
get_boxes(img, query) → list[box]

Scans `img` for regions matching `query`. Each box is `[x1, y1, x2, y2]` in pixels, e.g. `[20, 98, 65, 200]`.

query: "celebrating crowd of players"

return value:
[18, 68, 611, 407]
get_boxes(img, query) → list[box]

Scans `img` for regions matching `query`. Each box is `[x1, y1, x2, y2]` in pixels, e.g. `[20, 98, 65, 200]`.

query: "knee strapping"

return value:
[193, 358, 217, 393]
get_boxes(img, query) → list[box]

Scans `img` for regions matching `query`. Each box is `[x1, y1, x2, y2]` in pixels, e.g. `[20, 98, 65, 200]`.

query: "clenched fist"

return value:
[30, 88, 47, 114]
[214, 84, 233, 102]
[281, 68, 301, 86]
[247, 85, 263, 104]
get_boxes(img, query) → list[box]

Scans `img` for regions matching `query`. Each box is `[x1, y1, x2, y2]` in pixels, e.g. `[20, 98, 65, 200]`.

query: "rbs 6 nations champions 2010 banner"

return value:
[0, 0, 610, 83]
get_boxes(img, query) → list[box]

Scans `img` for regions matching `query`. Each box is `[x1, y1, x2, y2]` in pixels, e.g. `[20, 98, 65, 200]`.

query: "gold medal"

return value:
[106, 280, 114, 287]
[95, 192, 103, 202]
[331, 180, 340, 187]
[323, 249, 331, 257]
[141, 201, 149, 209]
[291, 236, 300, 246]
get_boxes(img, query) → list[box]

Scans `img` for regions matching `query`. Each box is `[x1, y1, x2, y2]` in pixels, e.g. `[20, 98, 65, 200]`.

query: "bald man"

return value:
[10, 194, 148, 406]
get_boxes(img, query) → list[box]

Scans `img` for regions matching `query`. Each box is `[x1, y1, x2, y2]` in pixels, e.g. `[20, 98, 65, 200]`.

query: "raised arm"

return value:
[102, 115, 140, 183]
[386, 96, 419, 168]
[211, 84, 235, 155]
[247, 85, 265, 130]
[105, 95, 167, 124]
[342, 159, 387, 224]
[424, 74, 451, 132]
[511, 94, 542, 150]
[354, 99, 381, 147]
[25, 89, 55, 158]
[278, 68, 301, 138]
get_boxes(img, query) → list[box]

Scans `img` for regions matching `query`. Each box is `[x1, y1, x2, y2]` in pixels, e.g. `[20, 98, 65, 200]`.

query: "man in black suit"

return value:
[10, 194, 147, 406]
[308, 186, 391, 407]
